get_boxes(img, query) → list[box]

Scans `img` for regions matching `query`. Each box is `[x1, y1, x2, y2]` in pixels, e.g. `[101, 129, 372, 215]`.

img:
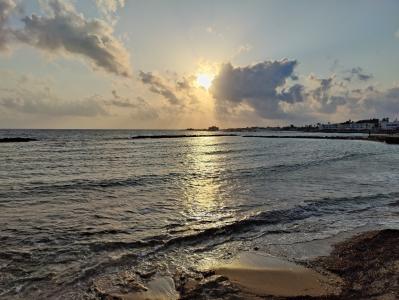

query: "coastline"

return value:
[179, 229, 398, 299]
[84, 229, 399, 299]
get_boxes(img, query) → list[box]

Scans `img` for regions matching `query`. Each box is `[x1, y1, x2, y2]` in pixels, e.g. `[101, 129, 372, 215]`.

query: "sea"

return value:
[0, 129, 398, 298]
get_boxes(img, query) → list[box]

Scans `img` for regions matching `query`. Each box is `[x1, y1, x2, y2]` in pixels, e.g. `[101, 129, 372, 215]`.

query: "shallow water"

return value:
[0, 129, 398, 298]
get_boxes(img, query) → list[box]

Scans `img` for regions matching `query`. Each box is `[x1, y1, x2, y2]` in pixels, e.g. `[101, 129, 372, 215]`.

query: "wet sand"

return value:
[181, 229, 399, 299]
[213, 252, 340, 297]
[84, 229, 398, 299]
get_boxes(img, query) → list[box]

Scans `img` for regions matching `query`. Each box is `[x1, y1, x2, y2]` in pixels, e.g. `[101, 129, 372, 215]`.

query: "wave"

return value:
[235, 151, 379, 179]
[157, 192, 399, 249]
[3, 191, 397, 296]
[0, 151, 381, 200]
[65, 191, 399, 255]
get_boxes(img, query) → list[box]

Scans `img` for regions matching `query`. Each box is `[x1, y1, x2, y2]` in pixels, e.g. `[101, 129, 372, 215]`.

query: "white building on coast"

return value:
[380, 118, 399, 130]
[318, 118, 399, 131]
[318, 119, 379, 131]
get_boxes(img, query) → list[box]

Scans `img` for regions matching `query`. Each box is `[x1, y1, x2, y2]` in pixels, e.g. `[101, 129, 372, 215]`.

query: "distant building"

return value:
[381, 118, 399, 130]
[318, 122, 338, 130]
[319, 119, 379, 131]
[350, 119, 379, 130]
[207, 126, 219, 131]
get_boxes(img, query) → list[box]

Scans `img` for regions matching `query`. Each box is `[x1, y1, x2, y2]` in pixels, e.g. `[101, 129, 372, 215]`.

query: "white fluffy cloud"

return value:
[0, 0, 132, 77]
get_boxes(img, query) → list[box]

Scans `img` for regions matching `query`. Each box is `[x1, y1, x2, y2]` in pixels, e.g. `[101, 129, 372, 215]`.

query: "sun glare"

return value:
[196, 73, 215, 90]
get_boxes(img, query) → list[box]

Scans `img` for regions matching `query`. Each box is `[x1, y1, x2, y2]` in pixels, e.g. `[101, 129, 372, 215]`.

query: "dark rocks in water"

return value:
[369, 135, 399, 144]
[0, 137, 38, 143]
[86, 271, 147, 300]
[131, 134, 237, 140]
[207, 126, 219, 131]
[384, 136, 399, 144]
[314, 229, 399, 299]
[180, 275, 242, 300]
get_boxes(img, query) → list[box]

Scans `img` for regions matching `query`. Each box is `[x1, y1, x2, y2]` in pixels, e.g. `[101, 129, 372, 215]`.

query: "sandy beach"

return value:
[213, 252, 341, 297]
[82, 229, 398, 299]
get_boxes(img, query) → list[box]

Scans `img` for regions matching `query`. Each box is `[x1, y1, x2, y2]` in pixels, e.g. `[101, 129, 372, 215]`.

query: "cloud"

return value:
[130, 97, 159, 120]
[94, 0, 125, 24]
[206, 26, 214, 33]
[103, 90, 159, 119]
[363, 87, 399, 116]
[138, 71, 187, 106]
[0, 71, 108, 117]
[305, 75, 399, 119]
[305, 75, 349, 114]
[106, 89, 137, 107]
[2, 0, 132, 77]
[280, 84, 304, 103]
[233, 43, 252, 58]
[0, 88, 107, 117]
[0, 0, 16, 52]
[0, 70, 162, 124]
[344, 67, 373, 82]
[209, 60, 399, 123]
[210, 60, 303, 119]
[395, 29, 399, 39]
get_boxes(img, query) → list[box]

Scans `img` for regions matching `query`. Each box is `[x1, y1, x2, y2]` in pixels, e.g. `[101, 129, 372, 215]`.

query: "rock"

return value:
[135, 269, 156, 279]
[0, 138, 37, 143]
[314, 229, 399, 299]
[180, 275, 242, 299]
[88, 271, 147, 299]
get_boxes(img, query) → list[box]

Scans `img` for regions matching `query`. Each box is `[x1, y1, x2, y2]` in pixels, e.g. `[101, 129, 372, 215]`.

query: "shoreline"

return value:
[243, 134, 399, 144]
[3, 133, 399, 144]
[84, 229, 398, 299]
[179, 229, 399, 299]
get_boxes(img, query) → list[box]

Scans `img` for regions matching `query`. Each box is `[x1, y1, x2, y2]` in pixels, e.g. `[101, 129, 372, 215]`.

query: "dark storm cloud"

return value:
[1, 0, 132, 77]
[210, 60, 304, 118]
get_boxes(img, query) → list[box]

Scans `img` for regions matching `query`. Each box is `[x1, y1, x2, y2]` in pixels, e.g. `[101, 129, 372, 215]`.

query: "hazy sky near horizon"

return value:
[0, 0, 398, 128]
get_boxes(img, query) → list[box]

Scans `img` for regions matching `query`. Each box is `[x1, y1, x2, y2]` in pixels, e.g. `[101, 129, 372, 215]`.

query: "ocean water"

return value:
[0, 129, 398, 298]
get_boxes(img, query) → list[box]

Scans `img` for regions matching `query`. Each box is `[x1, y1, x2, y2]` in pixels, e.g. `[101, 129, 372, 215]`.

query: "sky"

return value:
[0, 0, 398, 129]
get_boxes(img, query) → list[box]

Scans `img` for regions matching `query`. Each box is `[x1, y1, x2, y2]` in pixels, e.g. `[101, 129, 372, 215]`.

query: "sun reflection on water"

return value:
[181, 137, 224, 207]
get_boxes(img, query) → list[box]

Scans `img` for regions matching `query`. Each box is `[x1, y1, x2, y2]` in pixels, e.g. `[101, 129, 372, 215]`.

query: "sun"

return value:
[196, 73, 215, 90]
